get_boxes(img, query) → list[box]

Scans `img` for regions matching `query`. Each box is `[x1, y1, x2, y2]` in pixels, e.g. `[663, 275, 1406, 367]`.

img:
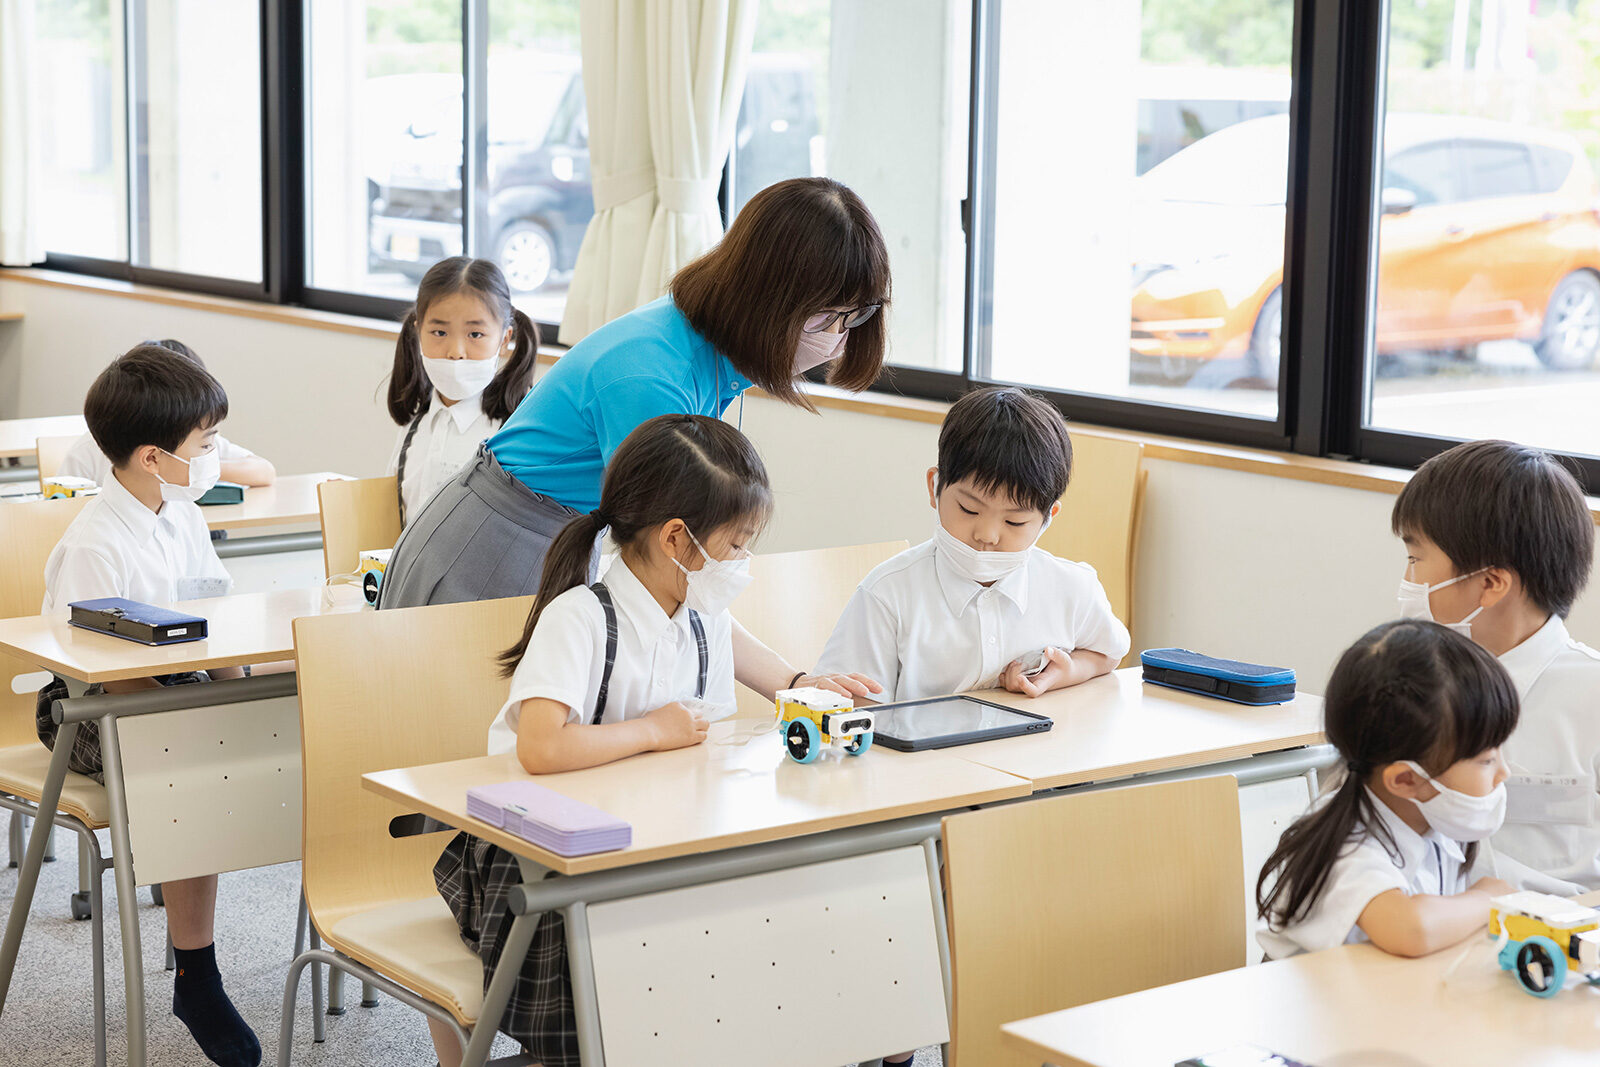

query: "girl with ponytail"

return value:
[1258, 618, 1520, 959]
[385, 256, 539, 524]
[429, 413, 771, 1067]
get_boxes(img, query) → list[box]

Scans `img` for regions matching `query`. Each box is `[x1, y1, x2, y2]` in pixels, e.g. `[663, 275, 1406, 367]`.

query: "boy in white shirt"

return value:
[1390, 439, 1600, 896]
[816, 386, 1130, 703]
[38, 344, 260, 1066]
[57, 339, 276, 488]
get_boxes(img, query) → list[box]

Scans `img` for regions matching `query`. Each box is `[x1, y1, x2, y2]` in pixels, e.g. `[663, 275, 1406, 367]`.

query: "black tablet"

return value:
[869, 694, 1052, 751]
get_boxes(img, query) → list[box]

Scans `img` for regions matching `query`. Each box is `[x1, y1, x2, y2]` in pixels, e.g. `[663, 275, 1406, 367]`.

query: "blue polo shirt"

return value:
[489, 296, 754, 512]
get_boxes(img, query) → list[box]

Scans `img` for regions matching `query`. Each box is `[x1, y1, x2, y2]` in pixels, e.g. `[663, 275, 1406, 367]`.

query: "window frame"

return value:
[26, 0, 1600, 492]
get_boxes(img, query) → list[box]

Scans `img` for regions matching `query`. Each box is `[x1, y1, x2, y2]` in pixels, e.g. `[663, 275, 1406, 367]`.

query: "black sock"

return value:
[171, 943, 261, 1067]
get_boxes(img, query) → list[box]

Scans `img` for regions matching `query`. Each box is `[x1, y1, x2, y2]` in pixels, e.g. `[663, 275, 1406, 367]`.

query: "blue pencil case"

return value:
[68, 598, 208, 645]
[1140, 649, 1295, 705]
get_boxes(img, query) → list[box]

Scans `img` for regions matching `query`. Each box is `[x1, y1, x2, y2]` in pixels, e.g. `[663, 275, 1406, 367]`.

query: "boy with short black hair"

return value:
[816, 386, 1129, 703]
[39, 344, 259, 1065]
[1391, 439, 1600, 895]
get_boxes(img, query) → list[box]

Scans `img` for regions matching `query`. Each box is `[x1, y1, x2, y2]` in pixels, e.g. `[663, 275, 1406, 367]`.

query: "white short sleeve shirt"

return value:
[1257, 787, 1467, 959]
[386, 392, 500, 524]
[57, 431, 255, 487]
[485, 556, 736, 756]
[1486, 615, 1600, 894]
[40, 471, 234, 614]
[813, 538, 1131, 702]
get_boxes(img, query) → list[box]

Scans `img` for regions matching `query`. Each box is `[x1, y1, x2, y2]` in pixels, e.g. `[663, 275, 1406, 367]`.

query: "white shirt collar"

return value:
[432, 390, 485, 432]
[100, 468, 171, 540]
[1364, 786, 1466, 867]
[931, 540, 1031, 616]
[601, 554, 695, 647]
[1497, 614, 1568, 701]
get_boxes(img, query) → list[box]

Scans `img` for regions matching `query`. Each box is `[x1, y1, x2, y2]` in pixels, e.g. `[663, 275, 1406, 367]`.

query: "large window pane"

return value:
[483, 0, 588, 323]
[34, 0, 127, 261]
[307, 0, 462, 300]
[983, 1, 1292, 418]
[736, 0, 971, 373]
[134, 0, 262, 281]
[1365, 0, 1600, 458]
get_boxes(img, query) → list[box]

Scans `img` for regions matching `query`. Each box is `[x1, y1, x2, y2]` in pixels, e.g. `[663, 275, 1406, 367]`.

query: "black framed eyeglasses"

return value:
[802, 304, 882, 334]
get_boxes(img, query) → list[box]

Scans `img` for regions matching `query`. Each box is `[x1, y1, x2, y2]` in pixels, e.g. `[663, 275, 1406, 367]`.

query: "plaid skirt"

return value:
[434, 831, 579, 1065]
[35, 672, 207, 784]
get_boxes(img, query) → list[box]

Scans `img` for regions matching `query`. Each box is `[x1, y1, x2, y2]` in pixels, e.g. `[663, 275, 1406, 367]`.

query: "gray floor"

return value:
[0, 812, 940, 1066]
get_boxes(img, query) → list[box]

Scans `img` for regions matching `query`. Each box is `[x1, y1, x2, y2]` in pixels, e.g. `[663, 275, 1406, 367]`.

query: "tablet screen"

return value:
[871, 696, 1045, 743]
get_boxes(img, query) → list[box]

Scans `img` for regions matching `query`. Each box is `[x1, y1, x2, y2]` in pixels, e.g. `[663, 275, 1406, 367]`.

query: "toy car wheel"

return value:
[363, 569, 383, 606]
[1513, 936, 1568, 998]
[844, 730, 874, 756]
[785, 718, 821, 764]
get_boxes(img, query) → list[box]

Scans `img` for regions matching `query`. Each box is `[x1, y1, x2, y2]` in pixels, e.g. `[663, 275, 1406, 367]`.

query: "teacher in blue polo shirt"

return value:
[379, 177, 890, 697]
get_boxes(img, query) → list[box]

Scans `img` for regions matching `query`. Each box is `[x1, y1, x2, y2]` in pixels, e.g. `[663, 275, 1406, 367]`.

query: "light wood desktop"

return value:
[963, 669, 1324, 791]
[362, 720, 1033, 876]
[200, 471, 348, 532]
[0, 415, 87, 460]
[1001, 891, 1600, 1067]
[0, 586, 358, 684]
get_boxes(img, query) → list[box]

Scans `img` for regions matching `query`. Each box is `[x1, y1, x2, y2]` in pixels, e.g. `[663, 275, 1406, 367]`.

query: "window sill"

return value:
[8, 265, 1592, 517]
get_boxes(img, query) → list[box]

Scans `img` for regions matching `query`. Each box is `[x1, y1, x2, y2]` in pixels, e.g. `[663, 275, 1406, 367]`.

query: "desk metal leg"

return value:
[564, 902, 604, 1067]
[921, 835, 953, 1067]
[98, 713, 148, 1067]
[87, 829, 107, 1067]
[458, 911, 539, 1067]
[0, 724, 76, 1010]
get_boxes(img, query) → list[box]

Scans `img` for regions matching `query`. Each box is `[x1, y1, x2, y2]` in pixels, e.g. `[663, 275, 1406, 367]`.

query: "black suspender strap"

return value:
[589, 582, 620, 725]
[688, 609, 708, 699]
[394, 412, 425, 525]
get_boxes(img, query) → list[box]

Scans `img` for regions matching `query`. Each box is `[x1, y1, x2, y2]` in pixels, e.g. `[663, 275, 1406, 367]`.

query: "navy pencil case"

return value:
[1140, 648, 1296, 705]
[68, 598, 208, 645]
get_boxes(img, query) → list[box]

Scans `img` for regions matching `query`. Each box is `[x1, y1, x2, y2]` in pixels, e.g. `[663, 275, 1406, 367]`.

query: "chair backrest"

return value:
[34, 435, 82, 481]
[316, 476, 402, 579]
[0, 497, 93, 747]
[731, 540, 908, 718]
[293, 596, 531, 926]
[1036, 432, 1145, 645]
[941, 775, 1245, 1067]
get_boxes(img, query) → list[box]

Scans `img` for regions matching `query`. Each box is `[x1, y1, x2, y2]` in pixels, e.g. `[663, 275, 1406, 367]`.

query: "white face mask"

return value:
[156, 448, 222, 504]
[1396, 568, 1488, 637]
[794, 328, 847, 374]
[933, 516, 1043, 584]
[1402, 760, 1507, 842]
[423, 354, 500, 402]
[672, 527, 753, 616]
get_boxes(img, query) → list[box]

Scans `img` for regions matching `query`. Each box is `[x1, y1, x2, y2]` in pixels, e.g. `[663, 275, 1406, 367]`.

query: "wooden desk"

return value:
[1002, 892, 1600, 1067]
[365, 721, 1031, 877]
[958, 669, 1325, 791]
[0, 586, 347, 684]
[201, 471, 347, 534]
[0, 415, 86, 460]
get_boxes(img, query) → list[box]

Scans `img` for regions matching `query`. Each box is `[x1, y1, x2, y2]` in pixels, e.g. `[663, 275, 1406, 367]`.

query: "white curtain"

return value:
[0, 0, 41, 266]
[560, 0, 756, 344]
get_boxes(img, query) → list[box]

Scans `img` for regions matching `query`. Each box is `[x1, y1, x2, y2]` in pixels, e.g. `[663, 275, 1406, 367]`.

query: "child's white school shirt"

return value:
[386, 392, 499, 523]
[486, 555, 736, 756]
[812, 538, 1131, 702]
[1257, 787, 1468, 959]
[1486, 614, 1600, 895]
[40, 471, 234, 614]
[57, 431, 257, 487]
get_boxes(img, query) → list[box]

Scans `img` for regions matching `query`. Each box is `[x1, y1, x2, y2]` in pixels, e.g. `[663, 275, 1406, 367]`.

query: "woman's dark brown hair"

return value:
[671, 177, 890, 410]
[499, 414, 772, 675]
[1257, 619, 1518, 930]
[387, 257, 540, 426]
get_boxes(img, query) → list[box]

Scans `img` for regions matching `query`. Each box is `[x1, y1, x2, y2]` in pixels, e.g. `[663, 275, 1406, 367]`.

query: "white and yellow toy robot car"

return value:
[775, 686, 875, 764]
[1489, 891, 1600, 997]
[357, 549, 392, 606]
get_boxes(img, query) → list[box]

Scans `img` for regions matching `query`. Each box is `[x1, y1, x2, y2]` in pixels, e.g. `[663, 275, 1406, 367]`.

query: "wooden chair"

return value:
[1036, 432, 1146, 647]
[33, 435, 83, 482]
[941, 776, 1245, 1067]
[279, 596, 533, 1061]
[731, 540, 908, 718]
[315, 476, 402, 579]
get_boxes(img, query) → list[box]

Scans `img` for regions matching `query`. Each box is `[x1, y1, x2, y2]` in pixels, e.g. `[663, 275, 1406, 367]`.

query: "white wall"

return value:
[6, 275, 1599, 693]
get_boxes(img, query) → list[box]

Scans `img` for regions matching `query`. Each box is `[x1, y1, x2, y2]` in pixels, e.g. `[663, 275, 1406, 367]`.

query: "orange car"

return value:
[1130, 114, 1600, 384]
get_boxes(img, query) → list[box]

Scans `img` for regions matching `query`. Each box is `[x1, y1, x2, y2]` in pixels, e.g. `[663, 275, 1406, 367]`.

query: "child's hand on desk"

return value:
[1470, 876, 1515, 900]
[791, 673, 883, 702]
[643, 701, 711, 752]
[1001, 647, 1072, 698]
